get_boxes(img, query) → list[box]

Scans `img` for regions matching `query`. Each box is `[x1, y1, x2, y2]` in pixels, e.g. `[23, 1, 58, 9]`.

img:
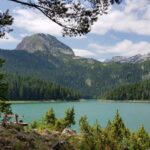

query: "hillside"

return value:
[5, 74, 80, 101]
[104, 79, 150, 100]
[0, 34, 150, 98]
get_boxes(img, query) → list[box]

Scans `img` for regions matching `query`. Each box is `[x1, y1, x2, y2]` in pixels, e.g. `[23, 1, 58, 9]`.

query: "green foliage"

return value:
[128, 126, 150, 150]
[0, 101, 11, 114]
[79, 116, 92, 134]
[109, 110, 130, 142]
[54, 107, 76, 131]
[43, 108, 56, 125]
[1, 49, 150, 99]
[0, 59, 11, 114]
[104, 79, 150, 100]
[55, 119, 67, 131]
[30, 121, 39, 129]
[79, 111, 150, 150]
[28, 109, 150, 150]
[7, 0, 121, 36]
[5, 74, 80, 101]
[63, 107, 75, 127]
[30, 107, 76, 132]
[0, 10, 13, 38]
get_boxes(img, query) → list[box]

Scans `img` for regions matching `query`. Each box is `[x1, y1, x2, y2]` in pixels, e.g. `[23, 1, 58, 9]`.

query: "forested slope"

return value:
[104, 79, 150, 100]
[5, 74, 80, 100]
[0, 48, 150, 98]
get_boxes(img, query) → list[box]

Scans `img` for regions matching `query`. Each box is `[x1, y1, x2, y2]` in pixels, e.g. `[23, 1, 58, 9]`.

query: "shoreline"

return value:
[6, 99, 150, 104]
[6, 99, 83, 104]
[99, 99, 150, 103]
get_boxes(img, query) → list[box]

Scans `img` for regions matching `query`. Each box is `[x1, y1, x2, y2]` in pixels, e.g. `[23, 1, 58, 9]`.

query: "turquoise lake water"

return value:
[11, 100, 150, 132]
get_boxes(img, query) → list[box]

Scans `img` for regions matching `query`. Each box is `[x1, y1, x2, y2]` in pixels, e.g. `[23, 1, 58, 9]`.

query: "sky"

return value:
[0, 0, 150, 61]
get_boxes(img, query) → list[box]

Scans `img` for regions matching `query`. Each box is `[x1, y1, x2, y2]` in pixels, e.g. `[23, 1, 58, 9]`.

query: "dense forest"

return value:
[1, 49, 150, 98]
[5, 74, 81, 101]
[104, 79, 150, 100]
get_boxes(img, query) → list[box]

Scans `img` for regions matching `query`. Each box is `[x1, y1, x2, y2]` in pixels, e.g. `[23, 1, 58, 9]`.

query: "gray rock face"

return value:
[16, 33, 74, 57]
[106, 53, 150, 63]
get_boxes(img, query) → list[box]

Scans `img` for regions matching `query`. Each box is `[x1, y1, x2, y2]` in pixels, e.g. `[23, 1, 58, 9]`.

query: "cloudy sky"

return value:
[0, 0, 150, 61]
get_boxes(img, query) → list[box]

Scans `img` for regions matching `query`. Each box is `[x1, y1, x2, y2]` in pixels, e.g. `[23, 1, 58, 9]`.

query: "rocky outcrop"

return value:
[0, 127, 76, 150]
[16, 33, 75, 57]
[106, 53, 150, 63]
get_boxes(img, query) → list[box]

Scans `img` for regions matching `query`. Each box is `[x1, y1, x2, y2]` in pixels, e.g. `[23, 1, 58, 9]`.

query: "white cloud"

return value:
[73, 40, 150, 60]
[88, 43, 105, 51]
[91, 0, 150, 36]
[0, 33, 19, 44]
[19, 33, 30, 38]
[10, 0, 150, 37]
[13, 9, 62, 36]
[73, 48, 96, 58]
[106, 40, 150, 57]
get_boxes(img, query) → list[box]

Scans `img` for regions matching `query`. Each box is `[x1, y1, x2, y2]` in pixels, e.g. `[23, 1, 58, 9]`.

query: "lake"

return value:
[11, 100, 150, 132]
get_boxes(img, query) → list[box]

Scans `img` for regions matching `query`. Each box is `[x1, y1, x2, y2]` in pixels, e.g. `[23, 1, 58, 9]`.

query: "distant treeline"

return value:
[6, 74, 81, 100]
[104, 79, 150, 100]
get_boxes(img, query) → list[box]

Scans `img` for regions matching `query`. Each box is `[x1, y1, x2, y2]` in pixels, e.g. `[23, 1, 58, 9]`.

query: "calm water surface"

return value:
[11, 100, 150, 132]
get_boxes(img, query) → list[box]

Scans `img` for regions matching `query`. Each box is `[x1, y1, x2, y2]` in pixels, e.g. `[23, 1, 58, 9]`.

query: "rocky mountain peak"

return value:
[16, 33, 74, 57]
[106, 53, 150, 63]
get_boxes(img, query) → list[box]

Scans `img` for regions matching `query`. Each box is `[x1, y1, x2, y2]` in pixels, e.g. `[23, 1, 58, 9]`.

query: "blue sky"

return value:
[0, 0, 150, 61]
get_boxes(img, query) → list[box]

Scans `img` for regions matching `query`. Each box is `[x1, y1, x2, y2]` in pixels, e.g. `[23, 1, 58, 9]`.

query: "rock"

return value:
[61, 128, 76, 136]
[16, 33, 75, 57]
[16, 133, 34, 142]
[106, 53, 150, 63]
[52, 141, 69, 150]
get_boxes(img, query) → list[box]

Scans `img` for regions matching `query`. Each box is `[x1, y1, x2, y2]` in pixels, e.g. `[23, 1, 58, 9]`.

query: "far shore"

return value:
[6, 99, 86, 104]
[6, 99, 150, 104]
[99, 99, 150, 103]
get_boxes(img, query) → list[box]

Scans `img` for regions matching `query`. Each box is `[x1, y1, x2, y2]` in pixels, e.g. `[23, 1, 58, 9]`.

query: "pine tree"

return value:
[43, 108, 56, 125]
[0, 10, 13, 38]
[64, 107, 75, 127]
[0, 59, 11, 115]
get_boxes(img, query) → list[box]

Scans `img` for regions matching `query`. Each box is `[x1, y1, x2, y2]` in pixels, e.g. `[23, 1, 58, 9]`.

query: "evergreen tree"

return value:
[110, 110, 130, 142]
[44, 108, 56, 125]
[6, 74, 81, 100]
[0, 10, 13, 38]
[0, 59, 11, 115]
[104, 79, 150, 100]
[64, 107, 75, 127]
[79, 116, 92, 134]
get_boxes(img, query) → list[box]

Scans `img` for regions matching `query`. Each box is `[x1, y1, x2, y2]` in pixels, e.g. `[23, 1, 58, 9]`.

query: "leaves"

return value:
[0, 10, 13, 38]
[8, 0, 121, 36]
[0, 59, 12, 114]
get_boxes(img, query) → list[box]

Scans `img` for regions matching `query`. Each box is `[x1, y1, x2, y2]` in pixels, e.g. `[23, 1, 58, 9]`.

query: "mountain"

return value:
[0, 33, 150, 98]
[106, 53, 150, 63]
[16, 33, 74, 57]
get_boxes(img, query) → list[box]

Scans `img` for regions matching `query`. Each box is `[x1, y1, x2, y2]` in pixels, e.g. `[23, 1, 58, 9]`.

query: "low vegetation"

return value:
[0, 109, 150, 150]
[29, 108, 75, 132]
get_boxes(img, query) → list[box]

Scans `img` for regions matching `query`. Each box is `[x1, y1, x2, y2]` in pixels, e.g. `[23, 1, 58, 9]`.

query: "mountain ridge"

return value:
[105, 53, 150, 63]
